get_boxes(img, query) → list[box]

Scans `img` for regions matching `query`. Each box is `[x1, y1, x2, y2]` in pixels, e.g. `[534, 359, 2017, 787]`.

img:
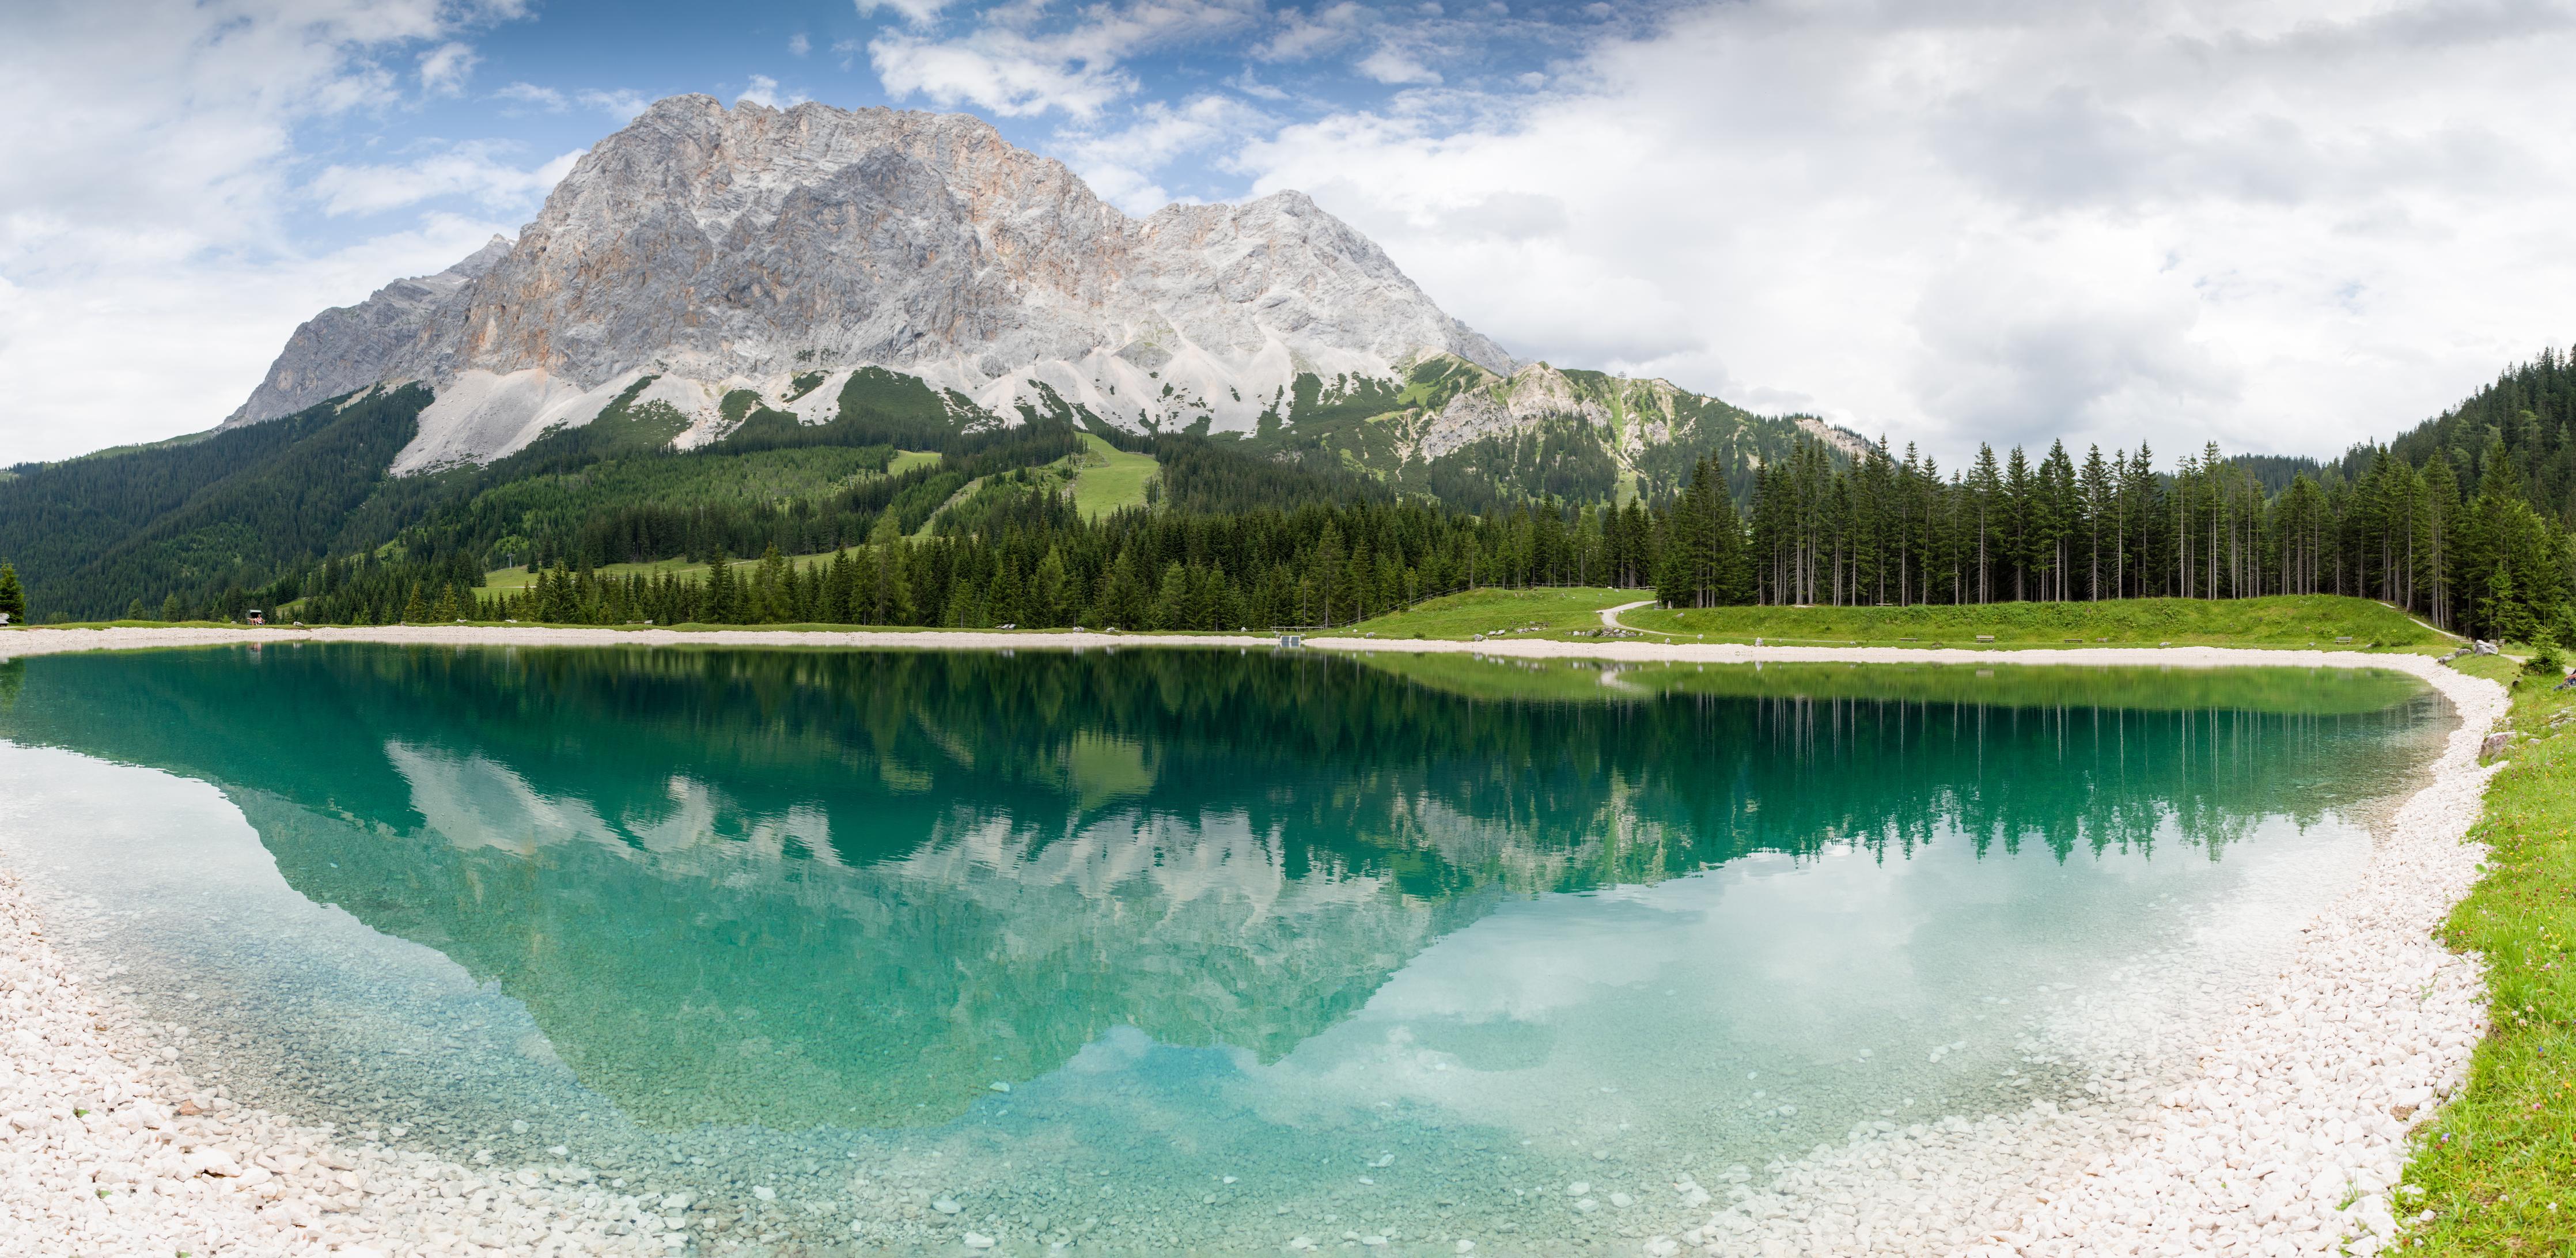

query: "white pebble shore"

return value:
[0, 628, 2511, 1256]
[0, 864, 691, 1257]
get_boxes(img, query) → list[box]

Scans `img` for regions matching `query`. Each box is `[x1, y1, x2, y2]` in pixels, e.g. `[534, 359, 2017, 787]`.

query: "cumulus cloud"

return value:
[1256, 2, 1365, 60]
[0, 0, 532, 460]
[788, 32, 812, 56]
[855, 0, 952, 28]
[492, 81, 567, 111]
[310, 144, 581, 217]
[417, 41, 478, 94]
[868, 0, 1262, 119]
[1236, 0, 2576, 461]
[735, 74, 811, 109]
[1355, 44, 1440, 85]
[578, 88, 656, 122]
[1054, 94, 1271, 212]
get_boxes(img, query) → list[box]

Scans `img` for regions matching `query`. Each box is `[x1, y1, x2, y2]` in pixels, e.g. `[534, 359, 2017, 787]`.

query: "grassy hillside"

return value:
[0, 353, 1832, 620]
[1346, 589, 2450, 649]
[1067, 433, 1159, 518]
[1245, 356, 1861, 510]
[1343, 587, 1644, 639]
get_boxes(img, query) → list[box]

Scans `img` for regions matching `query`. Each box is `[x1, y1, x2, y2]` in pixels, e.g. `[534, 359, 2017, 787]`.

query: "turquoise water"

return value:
[0, 646, 2444, 1255]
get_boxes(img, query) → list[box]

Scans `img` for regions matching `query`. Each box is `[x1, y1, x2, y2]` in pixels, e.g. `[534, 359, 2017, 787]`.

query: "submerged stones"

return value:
[0, 866, 685, 1256]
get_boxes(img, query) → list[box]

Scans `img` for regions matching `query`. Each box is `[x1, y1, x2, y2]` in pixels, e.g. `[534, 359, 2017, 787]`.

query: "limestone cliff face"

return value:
[219, 236, 510, 429]
[226, 95, 1514, 472]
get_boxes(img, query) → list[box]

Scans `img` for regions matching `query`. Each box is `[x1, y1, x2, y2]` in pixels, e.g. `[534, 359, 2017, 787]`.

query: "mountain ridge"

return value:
[230, 95, 1525, 472]
[217, 94, 1857, 494]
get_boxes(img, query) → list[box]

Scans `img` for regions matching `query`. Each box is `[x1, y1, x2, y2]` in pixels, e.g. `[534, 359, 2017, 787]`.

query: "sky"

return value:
[4, 0, 2575, 467]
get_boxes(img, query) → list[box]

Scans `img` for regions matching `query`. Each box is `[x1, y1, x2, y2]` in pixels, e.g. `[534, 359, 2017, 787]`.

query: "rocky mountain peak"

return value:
[226, 94, 1516, 473]
[219, 234, 513, 429]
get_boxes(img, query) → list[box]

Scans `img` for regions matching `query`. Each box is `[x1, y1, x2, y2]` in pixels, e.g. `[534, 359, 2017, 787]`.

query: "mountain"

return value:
[223, 236, 512, 429]
[0, 96, 1862, 619]
[225, 95, 1514, 471]
[219, 94, 1844, 486]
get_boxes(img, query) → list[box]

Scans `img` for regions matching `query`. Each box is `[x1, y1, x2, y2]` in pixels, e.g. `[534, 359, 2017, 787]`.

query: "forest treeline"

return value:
[310, 424, 2565, 646]
[1661, 428, 2571, 643]
[12, 348, 2575, 643]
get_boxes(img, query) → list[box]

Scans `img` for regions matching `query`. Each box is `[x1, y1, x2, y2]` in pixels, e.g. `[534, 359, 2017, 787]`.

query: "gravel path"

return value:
[0, 627, 2505, 1256]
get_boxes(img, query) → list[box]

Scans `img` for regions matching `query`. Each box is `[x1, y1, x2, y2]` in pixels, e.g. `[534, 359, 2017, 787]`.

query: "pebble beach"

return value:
[0, 626, 2506, 1256]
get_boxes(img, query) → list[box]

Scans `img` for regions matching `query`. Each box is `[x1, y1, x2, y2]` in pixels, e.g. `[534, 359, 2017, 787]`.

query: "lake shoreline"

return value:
[1683, 654, 2505, 1257]
[0, 625, 2507, 1256]
[0, 860, 687, 1257]
[0, 622, 2472, 670]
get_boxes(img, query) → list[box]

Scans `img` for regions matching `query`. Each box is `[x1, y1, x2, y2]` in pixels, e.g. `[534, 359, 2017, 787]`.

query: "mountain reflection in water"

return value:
[0, 645, 2435, 1132]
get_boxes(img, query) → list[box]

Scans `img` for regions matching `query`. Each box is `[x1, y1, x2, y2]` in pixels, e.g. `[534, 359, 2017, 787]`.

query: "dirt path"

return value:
[1598, 599, 1662, 634]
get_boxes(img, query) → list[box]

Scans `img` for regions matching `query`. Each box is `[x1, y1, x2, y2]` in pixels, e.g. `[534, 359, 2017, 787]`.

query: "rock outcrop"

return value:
[219, 236, 510, 429]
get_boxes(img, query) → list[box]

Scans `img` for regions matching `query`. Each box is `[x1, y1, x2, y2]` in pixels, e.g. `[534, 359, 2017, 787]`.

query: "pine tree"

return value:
[704, 551, 738, 624]
[1033, 547, 1070, 627]
[756, 545, 791, 623]
[0, 562, 22, 622]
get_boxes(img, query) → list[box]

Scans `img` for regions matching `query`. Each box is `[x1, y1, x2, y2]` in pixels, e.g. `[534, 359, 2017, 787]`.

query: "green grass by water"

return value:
[1624, 594, 2446, 649]
[2402, 651, 2576, 1252]
[1346, 589, 2449, 650]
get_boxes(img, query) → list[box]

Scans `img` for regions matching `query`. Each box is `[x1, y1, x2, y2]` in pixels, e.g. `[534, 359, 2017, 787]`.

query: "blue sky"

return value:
[7, 0, 2576, 465]
[286, 0, 1663, 240]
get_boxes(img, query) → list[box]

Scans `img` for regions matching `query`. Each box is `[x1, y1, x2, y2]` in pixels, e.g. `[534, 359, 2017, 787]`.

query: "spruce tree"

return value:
[0, 562, 22, 622]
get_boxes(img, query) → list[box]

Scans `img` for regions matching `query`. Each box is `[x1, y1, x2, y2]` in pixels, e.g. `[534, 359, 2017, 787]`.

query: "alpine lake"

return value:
[0, 643, 2449, 1255]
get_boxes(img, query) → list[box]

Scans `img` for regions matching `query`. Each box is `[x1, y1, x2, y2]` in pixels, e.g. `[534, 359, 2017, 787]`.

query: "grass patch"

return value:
[1342, 587, 1647, 639]
[1067, 433, 1158, 519]
[2400, 652, 2576, 1252]
[1343, 590, 2444, 649]
[1620, 595, 2445, 650]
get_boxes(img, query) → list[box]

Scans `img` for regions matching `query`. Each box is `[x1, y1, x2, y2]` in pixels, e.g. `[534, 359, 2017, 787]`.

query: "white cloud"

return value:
[1257, 2, 1365, 60]
[1055, 94, 1271, 213]
[417, 41, 478, 94]
[0, 0, 532, 461]
[492, 81, 567, 111]
[789, 32, 811, 56]
[310, 144, 581, 217]
[1355, 44, 1441, 85]
[578, 88, 655, 122]
[0, 216, 523, 461]
[855, 0, 952, 28]
[1237, 0, 2576, 462]
[867, 0, 1262, 119]
[736, 74, 811, 109]
[870, 32, 1139, 118]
